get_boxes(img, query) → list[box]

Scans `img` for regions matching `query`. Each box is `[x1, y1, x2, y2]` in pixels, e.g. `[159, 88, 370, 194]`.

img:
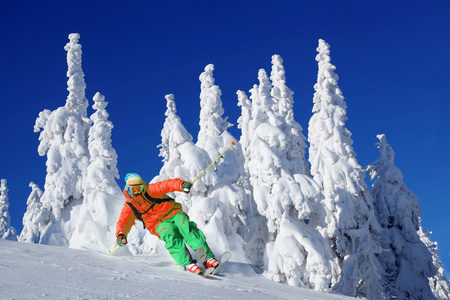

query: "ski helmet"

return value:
[124, 173, 144, 186]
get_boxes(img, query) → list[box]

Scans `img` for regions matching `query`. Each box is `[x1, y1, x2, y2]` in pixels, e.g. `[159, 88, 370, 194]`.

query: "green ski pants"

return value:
[156, 212, 215, 266]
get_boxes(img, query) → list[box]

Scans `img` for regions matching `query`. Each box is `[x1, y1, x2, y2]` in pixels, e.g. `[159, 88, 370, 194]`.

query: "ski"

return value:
[204, 251, 232, 277]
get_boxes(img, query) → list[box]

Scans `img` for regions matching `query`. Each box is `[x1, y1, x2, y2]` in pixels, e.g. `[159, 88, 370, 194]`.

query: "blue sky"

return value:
[1, 1, 449, 276]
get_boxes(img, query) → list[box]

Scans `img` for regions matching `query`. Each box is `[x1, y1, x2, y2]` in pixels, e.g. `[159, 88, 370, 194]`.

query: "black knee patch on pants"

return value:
[195, 247, 209, 266]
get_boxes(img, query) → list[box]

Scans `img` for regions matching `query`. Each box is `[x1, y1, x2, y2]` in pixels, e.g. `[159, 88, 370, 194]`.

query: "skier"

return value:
[115, 173, 219, 275]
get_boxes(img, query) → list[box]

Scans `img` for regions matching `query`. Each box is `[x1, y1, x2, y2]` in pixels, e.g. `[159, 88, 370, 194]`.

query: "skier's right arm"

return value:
[115, 202, 136, 244]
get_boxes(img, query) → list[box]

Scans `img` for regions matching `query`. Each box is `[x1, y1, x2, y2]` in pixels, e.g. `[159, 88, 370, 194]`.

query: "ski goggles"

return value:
[127, 184, 144, 195]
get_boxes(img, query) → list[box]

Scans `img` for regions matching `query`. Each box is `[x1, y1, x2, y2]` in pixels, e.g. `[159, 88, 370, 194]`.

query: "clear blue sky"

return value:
[1, 1, 449, 276]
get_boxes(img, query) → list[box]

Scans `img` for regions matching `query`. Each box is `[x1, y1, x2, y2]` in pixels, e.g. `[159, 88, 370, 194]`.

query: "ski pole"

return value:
[192, 141, 236, 185]
[109, 245, 120, 255]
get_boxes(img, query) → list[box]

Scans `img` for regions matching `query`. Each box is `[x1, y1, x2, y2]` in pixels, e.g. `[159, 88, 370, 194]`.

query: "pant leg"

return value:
[171, 212, 215, 265]
[157, 218, 193, 266]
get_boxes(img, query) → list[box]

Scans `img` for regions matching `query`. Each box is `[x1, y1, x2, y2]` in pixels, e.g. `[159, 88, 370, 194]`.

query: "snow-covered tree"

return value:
[19, 182, 48, 243]
[158, 94, 217, 192]
[308, 39, 383, 298]
[196, 64, 232, 153]
[247, 68, 313, 234]
[420, 228, 450, 300]
[244, 66, 337, 291]
[236, 89, 268, 267]
[270, 55, 309, 175]
[70, 92, 123, 251]
[0, 179, 17, 240]
[246, 70, 284, 227]
[33, 33, 90, 245]
[250, 69, 281, 132]
[237, 90, 252, 151]
[195, 64, 240, 197]
[367, 134, 449, 299]
[194, 66, 259, 263]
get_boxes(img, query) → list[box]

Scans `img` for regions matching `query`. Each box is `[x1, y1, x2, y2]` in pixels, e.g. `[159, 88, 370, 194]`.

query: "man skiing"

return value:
[115, 173, 219, 275]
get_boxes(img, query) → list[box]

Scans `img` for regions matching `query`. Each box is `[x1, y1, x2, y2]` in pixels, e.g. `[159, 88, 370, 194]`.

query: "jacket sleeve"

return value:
[115, 201, 137, 237]
[147, 178, 186, 198]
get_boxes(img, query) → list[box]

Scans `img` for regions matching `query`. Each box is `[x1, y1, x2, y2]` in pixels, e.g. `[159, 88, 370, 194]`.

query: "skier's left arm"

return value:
[147, 178, 192, 197]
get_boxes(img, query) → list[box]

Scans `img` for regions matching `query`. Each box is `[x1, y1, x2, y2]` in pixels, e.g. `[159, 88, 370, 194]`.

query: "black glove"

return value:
[182, 181, 193, 194]
[117, 233, 127, 246]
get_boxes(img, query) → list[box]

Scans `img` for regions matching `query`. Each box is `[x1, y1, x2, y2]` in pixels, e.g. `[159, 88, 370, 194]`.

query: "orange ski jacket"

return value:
[116, 178, 186, 238]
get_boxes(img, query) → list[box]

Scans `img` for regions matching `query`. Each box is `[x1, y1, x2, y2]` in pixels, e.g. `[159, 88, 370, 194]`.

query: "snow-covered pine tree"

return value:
[270, 55, 309, 176]
[33, 33, 90, 245]
[196, 64, 232, 152]
[247, 68, 305, 232]
[367, 134, 449, 299]
[236, 89, 268, 267]
[195, 64, 240, 188]
[246, 67, 337, 291]
[157, 94, 217, 193]
[419, 228, 450, 300]
[0, 179, 18, 240]
[237, 90, 252, 151]
[308, 39, 384, 298]
[70, 92, 123, 251]
[194, 65, 255, 262]
[19, 182, 47, 243]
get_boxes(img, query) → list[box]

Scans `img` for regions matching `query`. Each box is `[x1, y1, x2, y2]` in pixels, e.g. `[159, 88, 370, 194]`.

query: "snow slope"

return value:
[0, 239, 352, 300]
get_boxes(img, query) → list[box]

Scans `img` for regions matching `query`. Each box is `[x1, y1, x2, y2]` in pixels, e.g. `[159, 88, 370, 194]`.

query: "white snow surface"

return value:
[0, 239, 353, 300]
